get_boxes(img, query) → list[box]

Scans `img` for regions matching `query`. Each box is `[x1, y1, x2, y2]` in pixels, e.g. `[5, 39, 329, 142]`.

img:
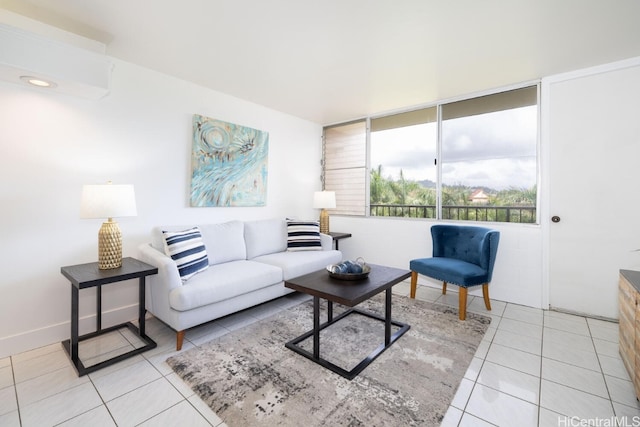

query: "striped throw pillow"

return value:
[162, 227, 209, 281]
[287, 220, 322, 252]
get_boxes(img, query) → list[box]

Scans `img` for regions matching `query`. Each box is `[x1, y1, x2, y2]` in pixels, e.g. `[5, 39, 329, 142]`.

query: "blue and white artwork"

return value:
[190, 115, 268, 207]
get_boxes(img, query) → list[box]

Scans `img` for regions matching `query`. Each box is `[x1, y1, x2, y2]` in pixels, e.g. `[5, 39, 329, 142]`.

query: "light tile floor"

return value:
[0, 281, 637, 426]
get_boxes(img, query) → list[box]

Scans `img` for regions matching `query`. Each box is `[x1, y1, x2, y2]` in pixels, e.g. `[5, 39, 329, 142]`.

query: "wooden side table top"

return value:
[285, 264, 410, 307]
[61, 257, 158, 289]
[621, 269, 640, 293]
[328, 232, 352, 240]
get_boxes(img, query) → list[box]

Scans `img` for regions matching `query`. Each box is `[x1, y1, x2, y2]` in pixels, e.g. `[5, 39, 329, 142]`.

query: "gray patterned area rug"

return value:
[166, 294, 491, 426]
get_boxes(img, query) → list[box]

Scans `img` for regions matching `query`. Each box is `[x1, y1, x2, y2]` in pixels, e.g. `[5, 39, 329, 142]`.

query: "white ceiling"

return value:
[2, 0, 640, 124]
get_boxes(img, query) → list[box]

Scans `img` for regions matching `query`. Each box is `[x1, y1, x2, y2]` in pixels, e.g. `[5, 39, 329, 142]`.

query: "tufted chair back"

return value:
[430, 224, 500, 282]
[409, 224, 500, 320]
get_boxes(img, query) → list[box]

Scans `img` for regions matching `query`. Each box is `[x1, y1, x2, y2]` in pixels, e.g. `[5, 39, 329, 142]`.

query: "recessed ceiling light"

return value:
[19, 76, 57, 88]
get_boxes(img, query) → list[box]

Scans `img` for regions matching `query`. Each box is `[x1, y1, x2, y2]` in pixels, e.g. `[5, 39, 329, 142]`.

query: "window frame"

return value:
[322, 82, 541, 225]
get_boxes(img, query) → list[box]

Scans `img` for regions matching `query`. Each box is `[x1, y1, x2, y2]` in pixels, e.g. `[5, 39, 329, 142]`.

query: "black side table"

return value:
[60, 257, 158, 376]
[328, 232, 352, 250]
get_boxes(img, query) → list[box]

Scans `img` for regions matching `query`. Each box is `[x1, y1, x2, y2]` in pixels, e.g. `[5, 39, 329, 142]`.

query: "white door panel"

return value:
[547, 64, 640, 319]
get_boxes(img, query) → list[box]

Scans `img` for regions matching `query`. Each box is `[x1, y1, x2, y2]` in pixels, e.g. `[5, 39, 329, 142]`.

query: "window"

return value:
[370, 107, 437, 218]
[441, 86, 538, 223]
[322, 84, 539, 224]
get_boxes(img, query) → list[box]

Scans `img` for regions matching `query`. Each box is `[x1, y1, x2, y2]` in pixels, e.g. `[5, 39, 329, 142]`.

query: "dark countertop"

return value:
[621, 269, 640, 293]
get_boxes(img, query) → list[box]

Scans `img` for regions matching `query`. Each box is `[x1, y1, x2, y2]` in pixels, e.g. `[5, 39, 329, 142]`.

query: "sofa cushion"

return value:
[286, 220, 322, 251]
[199, 221, 246, 265]
[162, 227, 209, 282]
[168, 260, 283, 311]
[245, 218, 287, 259]
[254, 250, 342, 280]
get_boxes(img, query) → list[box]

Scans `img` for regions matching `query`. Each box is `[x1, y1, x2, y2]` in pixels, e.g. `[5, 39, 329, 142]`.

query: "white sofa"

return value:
[138, 218, 342, 350]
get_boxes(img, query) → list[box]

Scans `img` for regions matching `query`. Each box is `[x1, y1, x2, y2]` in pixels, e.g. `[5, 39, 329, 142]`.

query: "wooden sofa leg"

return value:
[176, 330, 185, 351]
[482, 283, 492, 311]
[442, 281, 447, 295]
[459, 287, 468, 320]
[410, 271, 418, 298]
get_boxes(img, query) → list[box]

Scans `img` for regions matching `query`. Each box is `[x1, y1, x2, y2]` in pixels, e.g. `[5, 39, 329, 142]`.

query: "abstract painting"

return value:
[190, 114, 268, 207]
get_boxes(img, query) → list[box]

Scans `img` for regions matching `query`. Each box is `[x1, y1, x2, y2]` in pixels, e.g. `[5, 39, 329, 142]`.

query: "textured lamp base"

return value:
[319, 209, 330, 234]
[98, 219, 123, 269]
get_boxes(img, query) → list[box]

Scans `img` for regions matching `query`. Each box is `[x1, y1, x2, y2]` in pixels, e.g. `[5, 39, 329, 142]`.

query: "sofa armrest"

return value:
[320, 233, 333, 251]
[137, 243, 182, 315]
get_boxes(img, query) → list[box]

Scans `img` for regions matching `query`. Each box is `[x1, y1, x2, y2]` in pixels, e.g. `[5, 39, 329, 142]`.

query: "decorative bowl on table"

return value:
[326, 258, 370, 280]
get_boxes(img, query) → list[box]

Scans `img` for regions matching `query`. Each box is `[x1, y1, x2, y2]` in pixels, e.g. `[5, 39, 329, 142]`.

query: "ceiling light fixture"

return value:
[19, 75, 57, 88]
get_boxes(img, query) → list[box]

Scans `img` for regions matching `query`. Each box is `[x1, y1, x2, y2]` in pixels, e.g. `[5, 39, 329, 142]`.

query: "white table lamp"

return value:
[313, 191, 336, 234]
[81, 182, 137, 269]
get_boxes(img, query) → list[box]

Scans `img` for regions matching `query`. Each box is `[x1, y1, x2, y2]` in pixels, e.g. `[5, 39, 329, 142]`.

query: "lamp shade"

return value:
[313, 191, 336, 209]
[80, 184, 137, 219]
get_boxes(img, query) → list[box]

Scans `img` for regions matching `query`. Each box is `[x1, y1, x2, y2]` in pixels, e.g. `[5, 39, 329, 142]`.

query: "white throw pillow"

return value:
[162, 227, 209, 281]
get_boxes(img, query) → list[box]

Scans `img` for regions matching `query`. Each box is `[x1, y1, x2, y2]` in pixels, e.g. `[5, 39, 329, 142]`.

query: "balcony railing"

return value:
[370, 204, 537, 223]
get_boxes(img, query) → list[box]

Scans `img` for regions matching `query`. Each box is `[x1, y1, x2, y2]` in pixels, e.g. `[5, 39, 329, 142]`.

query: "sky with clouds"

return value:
[370, 106, 537, 191]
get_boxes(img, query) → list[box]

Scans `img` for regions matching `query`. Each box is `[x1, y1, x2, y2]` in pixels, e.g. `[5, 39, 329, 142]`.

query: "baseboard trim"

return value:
[548, 306, 618, 323]
[0, 304, 139, 359]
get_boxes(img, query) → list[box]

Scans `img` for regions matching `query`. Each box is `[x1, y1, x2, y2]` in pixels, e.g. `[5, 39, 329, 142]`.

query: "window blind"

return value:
[442, 86, 537, 120]
[371, 106, 437, 132]
[323, 120, 367, 216]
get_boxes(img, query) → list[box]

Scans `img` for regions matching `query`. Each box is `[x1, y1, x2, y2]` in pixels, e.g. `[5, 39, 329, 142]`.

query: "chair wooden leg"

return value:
[410, 271, 418, 298]
[176, 330, 185, 351]
[482, 283, 492, 311]
[459, 287, 467, 320]
[442, 281, 447, 295]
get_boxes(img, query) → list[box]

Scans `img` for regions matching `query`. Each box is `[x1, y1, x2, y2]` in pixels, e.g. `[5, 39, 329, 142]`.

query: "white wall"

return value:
[331, 217, 543, 309]
[0, 58, 322, 358]
[330, 57, 640, 318]
[1, 32, 637, 359]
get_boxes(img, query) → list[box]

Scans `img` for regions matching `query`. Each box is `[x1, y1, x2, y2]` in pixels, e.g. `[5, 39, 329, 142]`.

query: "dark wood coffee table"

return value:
[284, 264, 411, 380]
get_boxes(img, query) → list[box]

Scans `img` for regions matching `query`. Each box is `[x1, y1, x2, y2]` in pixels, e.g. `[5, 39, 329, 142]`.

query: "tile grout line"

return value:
[7, 291, 634, 427]
[63, 373, 109, 426]
[587, 319, 618, 417]
[462, 302, 541, 427]
[461, 306, 494, 426]
[538, 313, 546, 426]
[538, 313, 627, 422]
[9, 356, 22, 427]
[161, 333, 225, 427]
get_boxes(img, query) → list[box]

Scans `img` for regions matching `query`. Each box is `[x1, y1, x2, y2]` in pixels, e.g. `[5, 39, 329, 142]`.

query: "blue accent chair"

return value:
[409, 225, 500, 320]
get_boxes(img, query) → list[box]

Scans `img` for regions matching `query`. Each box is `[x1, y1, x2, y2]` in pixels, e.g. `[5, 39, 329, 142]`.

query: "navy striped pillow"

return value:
[287, 220, 322, 252]
[162, 227, 209, 281]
